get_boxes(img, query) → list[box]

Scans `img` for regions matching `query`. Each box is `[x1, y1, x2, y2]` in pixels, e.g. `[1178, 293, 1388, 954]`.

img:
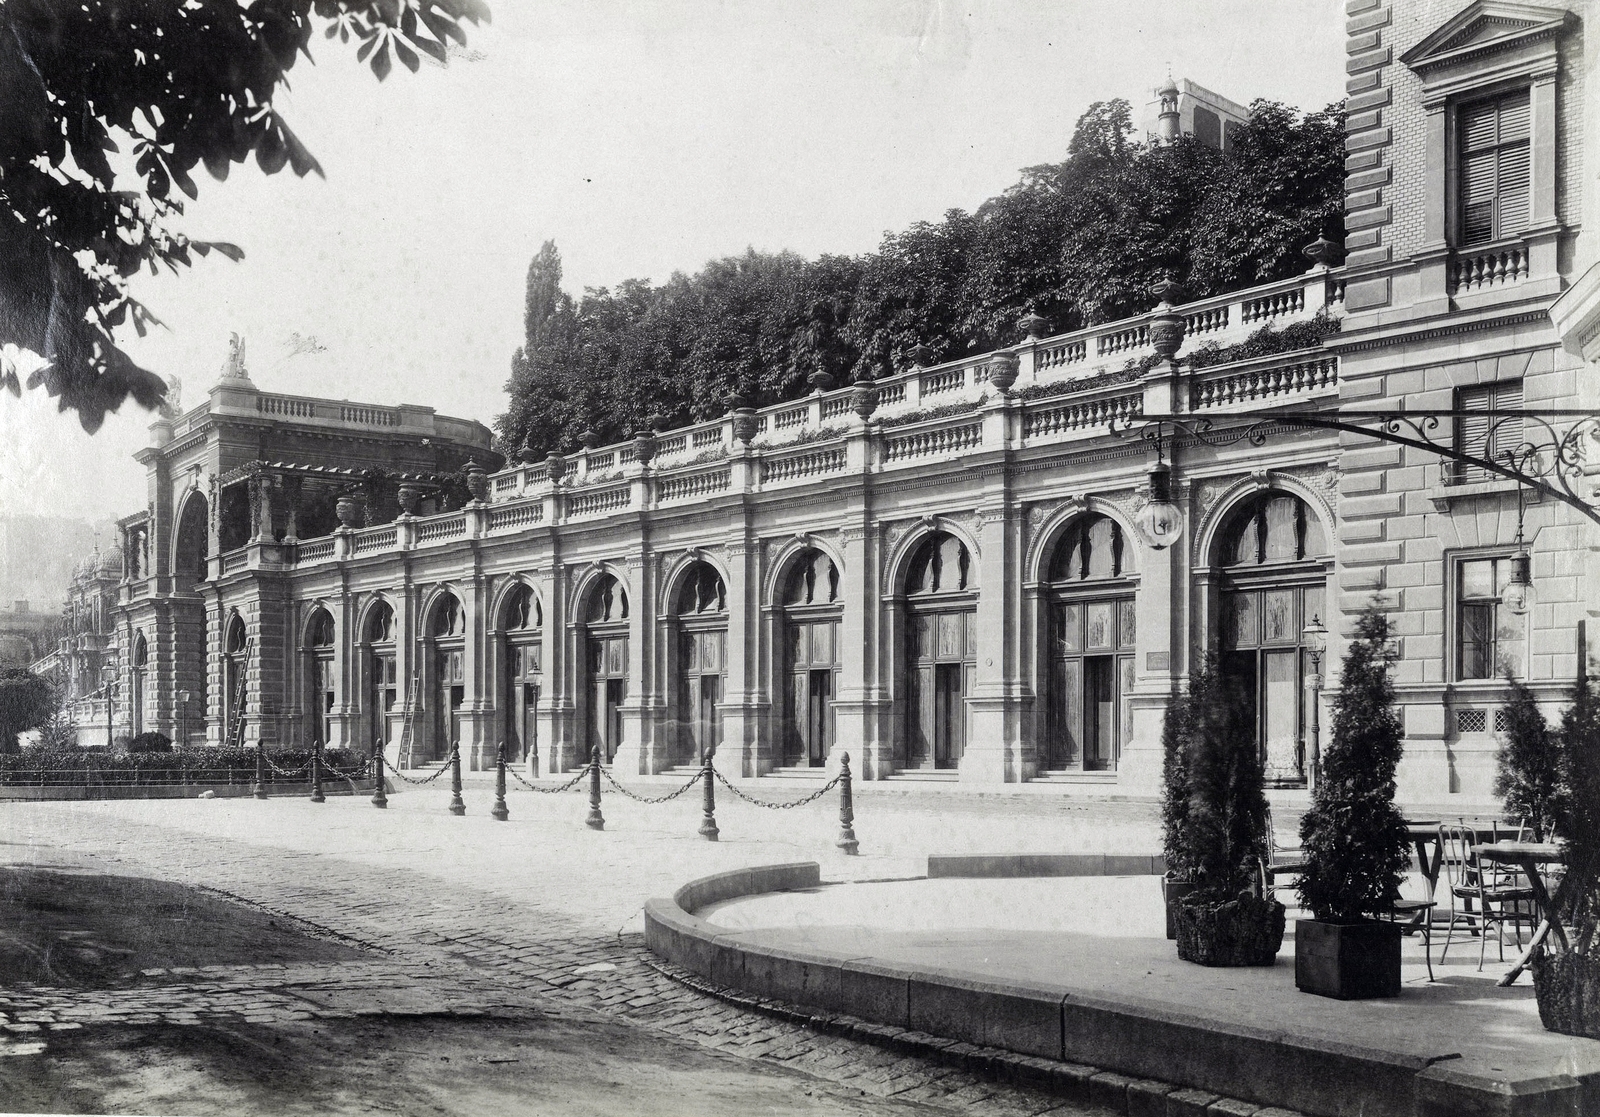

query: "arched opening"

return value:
[500, 583, 542, 765]
[1042, 513, 1137, 772]
[362, 600, 397, 753]
[424, 592, 465, 761]
[901, 532, 976, 771]
[303, 608, 336, 746]
[223, 614, 249, 746]
[1213, 492, 1330, 786]
[670, 563, 727, 765]
[779, 549, 840, 768]
[174, 494, 209, 590]
[130, 632, 148, 737]
[581, 574, 628, 765]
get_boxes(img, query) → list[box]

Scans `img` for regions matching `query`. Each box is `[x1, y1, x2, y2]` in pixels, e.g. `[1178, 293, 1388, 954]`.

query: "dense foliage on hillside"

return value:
[498, 97, 1344, 458]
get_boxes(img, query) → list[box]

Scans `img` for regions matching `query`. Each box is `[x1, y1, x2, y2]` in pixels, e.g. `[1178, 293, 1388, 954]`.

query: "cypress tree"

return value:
[1297, 608, 1410, 922]
[1495, 671, 1563, 841]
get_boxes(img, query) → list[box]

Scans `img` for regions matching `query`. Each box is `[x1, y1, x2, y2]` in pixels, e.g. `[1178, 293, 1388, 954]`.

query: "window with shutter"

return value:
[1454, 380, 1523, 482]
[1458, 90, 1531, 246]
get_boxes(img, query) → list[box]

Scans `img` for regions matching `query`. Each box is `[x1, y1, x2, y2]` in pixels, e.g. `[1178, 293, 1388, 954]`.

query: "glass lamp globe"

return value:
[1501, 549, 1536, 617]
[1137, 463, 1182, 550]
[1301, 614, 1328, 657]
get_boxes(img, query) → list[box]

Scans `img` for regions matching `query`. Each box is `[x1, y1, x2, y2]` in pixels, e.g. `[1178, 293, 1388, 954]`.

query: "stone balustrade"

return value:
[1449, 240, 1529, 294]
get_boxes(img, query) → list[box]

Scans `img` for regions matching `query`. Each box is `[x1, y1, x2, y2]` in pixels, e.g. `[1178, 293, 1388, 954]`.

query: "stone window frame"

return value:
[1400, 3, 1574, 276]
[1448, 547, 1526, 684]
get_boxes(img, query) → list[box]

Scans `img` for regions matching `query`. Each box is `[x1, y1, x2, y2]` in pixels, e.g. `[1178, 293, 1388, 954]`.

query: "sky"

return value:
[1, 0, 1346, 523]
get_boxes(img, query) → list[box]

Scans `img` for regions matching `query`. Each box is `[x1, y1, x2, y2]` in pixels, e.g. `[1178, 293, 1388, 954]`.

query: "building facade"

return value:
[106, 0, 1599, 806]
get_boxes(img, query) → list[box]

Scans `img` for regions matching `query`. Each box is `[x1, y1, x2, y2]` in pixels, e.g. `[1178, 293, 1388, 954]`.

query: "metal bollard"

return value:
[585, 745, 605, 830]
[698, 751, 719, 842]
[448, 742, 466, 816]
[253, 741, 268, 800]
[310, 740, 325, 803]
[491, 741, 509, 822]
[836, 752, 859, 855]
[370, 742, 388, 809]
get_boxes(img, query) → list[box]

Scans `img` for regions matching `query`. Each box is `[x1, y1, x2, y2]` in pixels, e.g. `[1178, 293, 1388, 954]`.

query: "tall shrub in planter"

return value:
[1160, 685, 1197, 939]
[1296, 609, 1411, 999]
[1495, 671, 1562, 841]
[1172, 657, 1285, 966]
[1532, 676, 1600, 1037]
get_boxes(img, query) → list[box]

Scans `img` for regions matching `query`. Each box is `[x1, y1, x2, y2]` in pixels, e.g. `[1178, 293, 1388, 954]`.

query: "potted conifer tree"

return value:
[1295, 609, 1412, 999]
[1160, 682, 1197, 940]
[1495, 670, 1563, 841]
[1531, 674, 1600, 1037]
[1171, 657, 1285, 966]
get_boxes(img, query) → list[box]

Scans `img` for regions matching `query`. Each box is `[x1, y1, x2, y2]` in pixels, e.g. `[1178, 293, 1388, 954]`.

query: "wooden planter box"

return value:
[1295, 919, 1401, 999]
[1162, 876, 1197, 941]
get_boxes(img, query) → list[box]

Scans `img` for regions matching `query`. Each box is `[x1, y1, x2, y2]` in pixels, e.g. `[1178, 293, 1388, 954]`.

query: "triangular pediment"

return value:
[1400, 1, 1575, 74]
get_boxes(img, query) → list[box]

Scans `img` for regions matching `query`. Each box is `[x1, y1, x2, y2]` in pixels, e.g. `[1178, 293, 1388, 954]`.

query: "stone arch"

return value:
[883, 517, 981, 599]
[1025, 498, 1143, 585]
[173, 489, 209, 588]
[658, 551, 731, 617]
[301, 602, 337, 648]
[357, 594, 396, 644]
[764, 537, 845, 606]
[419, 584, 466, 638]
[570, 564, 631, 623]
[491, 576, 544, 633]
[1192, 474, 1334, 570]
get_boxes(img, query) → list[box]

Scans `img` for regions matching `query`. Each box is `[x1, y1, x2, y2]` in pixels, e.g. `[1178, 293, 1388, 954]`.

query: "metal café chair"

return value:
[1438, 822, 1537, 971]
[1261, 805, 1309, 898]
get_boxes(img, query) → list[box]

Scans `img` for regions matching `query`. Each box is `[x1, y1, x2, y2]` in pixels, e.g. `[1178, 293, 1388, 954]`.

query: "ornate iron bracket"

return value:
[1109, 409, 1600, 525]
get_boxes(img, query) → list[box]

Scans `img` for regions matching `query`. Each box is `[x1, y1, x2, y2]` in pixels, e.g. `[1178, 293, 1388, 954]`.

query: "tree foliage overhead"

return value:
[0, 0, 490, 432]
[498, 96, 1345, 456]
[0, 668, 55, 753]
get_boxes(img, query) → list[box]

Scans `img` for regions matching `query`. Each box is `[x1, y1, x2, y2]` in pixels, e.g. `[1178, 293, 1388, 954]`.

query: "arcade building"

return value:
[99, 0, 1600, 806]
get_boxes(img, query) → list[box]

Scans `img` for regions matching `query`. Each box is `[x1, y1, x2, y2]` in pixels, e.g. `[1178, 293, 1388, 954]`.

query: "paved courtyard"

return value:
[0, 776, 1161, 1115]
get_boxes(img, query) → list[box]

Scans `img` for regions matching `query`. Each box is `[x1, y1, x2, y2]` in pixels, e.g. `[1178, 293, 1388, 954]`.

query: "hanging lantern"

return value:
[1137, 460, 1182, 550]
[1502, 547, 1536, 616]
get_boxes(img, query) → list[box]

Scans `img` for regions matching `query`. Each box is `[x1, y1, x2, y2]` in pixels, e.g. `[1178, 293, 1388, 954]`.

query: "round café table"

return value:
[1477, 840, 1566, 987]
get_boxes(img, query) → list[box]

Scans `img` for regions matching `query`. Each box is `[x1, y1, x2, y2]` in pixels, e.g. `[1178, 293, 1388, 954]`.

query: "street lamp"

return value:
[178, 691, 191, 748]
[1302, 614, 1328, 790]
[1136, 427, 1183, 551]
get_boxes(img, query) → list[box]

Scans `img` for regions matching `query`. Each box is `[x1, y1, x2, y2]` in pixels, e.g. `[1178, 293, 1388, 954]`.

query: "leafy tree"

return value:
[498, 96, 1346, 457]
[0, 668, 55, 752]
[1495, 671, 1563, 842]
[1297, 609, 1411, 922]
[0, 0, 490, 431]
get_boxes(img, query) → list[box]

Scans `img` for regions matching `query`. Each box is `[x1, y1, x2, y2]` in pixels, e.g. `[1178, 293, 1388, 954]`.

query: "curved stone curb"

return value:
[643, 862, 1593, 1117]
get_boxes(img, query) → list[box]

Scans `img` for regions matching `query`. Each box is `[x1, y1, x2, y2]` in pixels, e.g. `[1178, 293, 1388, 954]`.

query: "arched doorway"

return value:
[501, 583, 542, 765]
[779, 549, 840, 768]
[1042, 513, 1137, 772]
[1213, 491, 1330, 786]
[303, 608, 336, 746]
[174, 494, 208, 589]
[130, 632, 148, 737]
[424, 592, 465, 760]
[223, 613, 248, 746]
[362, 600, 397, 753]
[670, 563, 726, 765]
[581, 574, 628, 765]
[901, 531, 976, 771]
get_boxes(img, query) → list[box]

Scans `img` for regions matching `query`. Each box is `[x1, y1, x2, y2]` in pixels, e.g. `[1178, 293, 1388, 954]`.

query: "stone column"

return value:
[1121, 491, 1186, 796]
[391, 576, 419, 768]
[536, 558, 574, 776]
[832, 515, 891, 778]
[717, 522, 767, 777]
[328, 572, 357, 749]
[458, 560, 494, 771]
[613, 550, 662, 774]
[961, 503, 1027, 784]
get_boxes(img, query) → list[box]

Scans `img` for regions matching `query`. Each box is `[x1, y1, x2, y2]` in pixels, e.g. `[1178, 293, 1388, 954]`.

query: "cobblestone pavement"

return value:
[0, 786, 1161, 1114]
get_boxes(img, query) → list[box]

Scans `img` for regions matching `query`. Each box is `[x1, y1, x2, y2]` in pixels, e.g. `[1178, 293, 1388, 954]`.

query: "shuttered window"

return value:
[1454, 379, 1523, 482]
[1459, 90, 1531, 247]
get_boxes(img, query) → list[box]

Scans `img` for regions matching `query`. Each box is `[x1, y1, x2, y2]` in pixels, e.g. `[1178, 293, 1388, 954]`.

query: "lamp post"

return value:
[100, 665, 115, 749]
[178, 690, 191, 748]
[1302, 614, 1328, 791]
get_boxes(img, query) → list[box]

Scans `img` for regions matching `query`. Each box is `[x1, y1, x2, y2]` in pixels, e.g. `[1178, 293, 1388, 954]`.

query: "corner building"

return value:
[112, 0, 1600, 808]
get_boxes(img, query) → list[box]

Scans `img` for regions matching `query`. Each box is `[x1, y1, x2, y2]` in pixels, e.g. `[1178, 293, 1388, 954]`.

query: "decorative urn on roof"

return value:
[545, 450, 567, 485]
[1147, 278, 1186, 362]
[988, 352, 1020, 393]
[464, 459, 489, 503]
[630, 428, 658, 468]
[1018, 312, 1050, 342]
[396, 482, 422, 517]
[851, 369, 880, 421]
[335, 493, 363, 530]
[907, 342, 936, 370]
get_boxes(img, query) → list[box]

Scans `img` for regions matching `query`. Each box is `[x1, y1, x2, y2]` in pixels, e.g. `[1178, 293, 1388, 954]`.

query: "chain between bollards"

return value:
[370, 742, 388, 808]
[835, 752, 858, 855]
[698, 751, 719, 841]
[491, 742, 510, 822]
[448, 742, 466, 816]
[253, 741, 268, 800]
[309, 740, 325, 803]
[585, 745, 605, 830]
